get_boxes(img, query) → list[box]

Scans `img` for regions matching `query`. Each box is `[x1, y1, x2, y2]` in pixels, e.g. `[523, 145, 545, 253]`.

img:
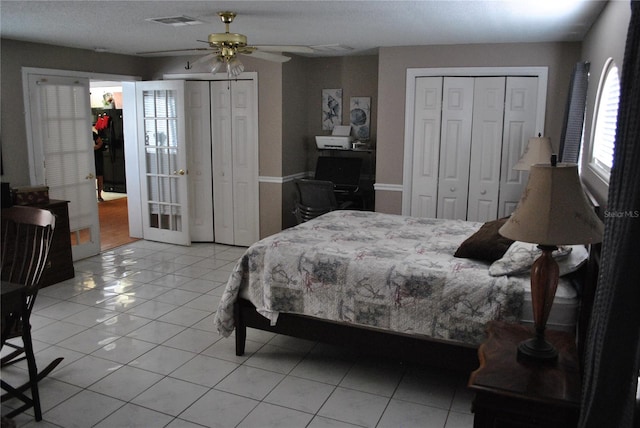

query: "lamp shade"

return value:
[499, 163, 603, 245]
[513, 136, 554, 171]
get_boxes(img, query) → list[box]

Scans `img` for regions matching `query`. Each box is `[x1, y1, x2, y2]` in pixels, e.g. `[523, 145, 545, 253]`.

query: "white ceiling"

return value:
[1, 0, 608, 58]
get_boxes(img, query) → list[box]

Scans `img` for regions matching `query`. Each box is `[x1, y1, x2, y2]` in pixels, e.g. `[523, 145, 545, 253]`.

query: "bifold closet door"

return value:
[467, 77, 506, 222]
[498, 76, 539, 217]
[211, 80, 259, 246]
[410, 77, 443, 218]
[436, 77, 474, 220]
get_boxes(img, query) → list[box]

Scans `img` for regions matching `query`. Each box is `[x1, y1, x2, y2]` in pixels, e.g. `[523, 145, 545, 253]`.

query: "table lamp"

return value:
[513, 134, 553, 171]
[499, 157, 603, 361]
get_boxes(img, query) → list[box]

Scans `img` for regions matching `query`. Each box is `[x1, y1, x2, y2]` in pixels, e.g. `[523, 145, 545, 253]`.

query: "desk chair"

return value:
[1, 206, 63, 421]
[293, 179, 353, 224]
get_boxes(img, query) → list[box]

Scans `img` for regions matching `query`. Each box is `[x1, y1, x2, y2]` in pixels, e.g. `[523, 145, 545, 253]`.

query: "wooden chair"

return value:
[293, 179, 352, 224]
[1, 206, 63, 421]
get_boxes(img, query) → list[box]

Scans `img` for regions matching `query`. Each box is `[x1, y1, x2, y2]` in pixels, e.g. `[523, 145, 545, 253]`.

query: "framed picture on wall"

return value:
[350, 96, 371, 140]
[322, 88, 342, 130]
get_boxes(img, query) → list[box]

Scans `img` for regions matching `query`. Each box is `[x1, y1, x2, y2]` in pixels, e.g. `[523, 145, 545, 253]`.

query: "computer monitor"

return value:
[314, 156, 363, 189]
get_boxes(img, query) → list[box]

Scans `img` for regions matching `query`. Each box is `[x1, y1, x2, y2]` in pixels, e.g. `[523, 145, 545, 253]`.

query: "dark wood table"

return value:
[468, 321, 581, 428]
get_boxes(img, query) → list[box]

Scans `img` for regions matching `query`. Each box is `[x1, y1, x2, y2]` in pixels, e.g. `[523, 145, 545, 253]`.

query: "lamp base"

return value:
[517, 336, 558, 363]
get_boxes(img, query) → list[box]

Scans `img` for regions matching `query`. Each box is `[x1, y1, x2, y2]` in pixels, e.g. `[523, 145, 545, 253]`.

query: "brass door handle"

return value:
[86, 173, 95, 180]
[173, 169, 186, 176]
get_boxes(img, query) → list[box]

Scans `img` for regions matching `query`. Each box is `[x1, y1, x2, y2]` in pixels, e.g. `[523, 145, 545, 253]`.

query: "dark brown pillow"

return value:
[454, 217, 514, 262]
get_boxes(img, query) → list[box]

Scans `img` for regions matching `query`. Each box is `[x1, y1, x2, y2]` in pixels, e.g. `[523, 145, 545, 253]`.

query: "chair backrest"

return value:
[293, 179, 339, 223]
[296, 179, 339, 208]
[1, 206, 56, 295]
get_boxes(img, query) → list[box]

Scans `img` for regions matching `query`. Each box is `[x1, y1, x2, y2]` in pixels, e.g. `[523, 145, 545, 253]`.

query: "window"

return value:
[590, 59, 620, 182]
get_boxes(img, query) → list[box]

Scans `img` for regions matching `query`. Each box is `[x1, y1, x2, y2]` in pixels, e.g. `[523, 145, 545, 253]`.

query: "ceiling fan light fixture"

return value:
[227, 57, 244, 77]
[210, 57, 225, 74]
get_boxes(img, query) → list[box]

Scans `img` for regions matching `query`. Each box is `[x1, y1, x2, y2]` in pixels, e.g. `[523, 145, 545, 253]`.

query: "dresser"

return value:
[2, 200, 75, 287]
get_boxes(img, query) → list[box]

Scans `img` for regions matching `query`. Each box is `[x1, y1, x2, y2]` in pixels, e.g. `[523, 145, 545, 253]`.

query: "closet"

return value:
[410, 75, 539, 222]
[92, 108, 126, 192]
[184, 79, 259, 246]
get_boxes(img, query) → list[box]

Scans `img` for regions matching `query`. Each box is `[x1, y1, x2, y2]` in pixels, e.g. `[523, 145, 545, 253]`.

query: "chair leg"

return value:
[22, 327, 42, 421]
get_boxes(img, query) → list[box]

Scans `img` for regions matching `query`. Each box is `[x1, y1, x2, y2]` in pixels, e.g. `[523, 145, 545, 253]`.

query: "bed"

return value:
[214, 210, 592, 372]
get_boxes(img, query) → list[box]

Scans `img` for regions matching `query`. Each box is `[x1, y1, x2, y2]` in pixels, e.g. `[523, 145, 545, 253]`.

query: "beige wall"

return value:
[375, 42, 581, 214]
[0, 39, 151, 187]
[579, 0, 630, 207]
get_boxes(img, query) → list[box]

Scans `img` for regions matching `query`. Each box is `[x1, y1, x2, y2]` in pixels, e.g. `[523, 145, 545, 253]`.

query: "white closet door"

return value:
[437, 77, 474, 220]
[229, 80, 259, 246]
[499, 76, 539, 217]
[211, 80, 259, 246]
[467, 77, 506, 222]
[185, 81, 214, 241]
[211, 81, 234, 245]
[411, 77, 443, 218]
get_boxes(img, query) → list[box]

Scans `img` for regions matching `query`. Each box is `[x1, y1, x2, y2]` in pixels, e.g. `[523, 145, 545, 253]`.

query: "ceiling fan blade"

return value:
[243, 50, 291, 63]
[192, 53, 217, 66]
[137, 47, 211, 56]
[254, 45, 314, 54]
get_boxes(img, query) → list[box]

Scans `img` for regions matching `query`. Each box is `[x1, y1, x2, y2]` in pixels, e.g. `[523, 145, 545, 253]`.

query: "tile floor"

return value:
[1, 240, 475, 428]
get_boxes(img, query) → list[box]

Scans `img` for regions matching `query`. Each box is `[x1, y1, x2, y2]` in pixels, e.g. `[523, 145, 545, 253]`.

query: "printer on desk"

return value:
[315, 125, 353, 149]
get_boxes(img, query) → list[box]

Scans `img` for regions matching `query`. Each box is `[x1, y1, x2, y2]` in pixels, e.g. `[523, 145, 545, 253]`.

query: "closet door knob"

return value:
[450, 187, 456, 192]
[173, 169, 186, 176]
[480, 190, 487, 195]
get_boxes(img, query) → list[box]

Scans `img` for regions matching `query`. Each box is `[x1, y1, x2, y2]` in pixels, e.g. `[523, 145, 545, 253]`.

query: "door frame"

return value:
[402, 66, 548, 216]
[21, 67, 140, 260]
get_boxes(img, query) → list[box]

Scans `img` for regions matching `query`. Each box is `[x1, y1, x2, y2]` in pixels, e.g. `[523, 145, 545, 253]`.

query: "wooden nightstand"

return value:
[468, 321, 581, 428]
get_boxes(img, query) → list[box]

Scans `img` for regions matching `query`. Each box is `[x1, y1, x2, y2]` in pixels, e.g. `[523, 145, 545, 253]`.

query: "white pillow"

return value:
[489, 241, 588, 277]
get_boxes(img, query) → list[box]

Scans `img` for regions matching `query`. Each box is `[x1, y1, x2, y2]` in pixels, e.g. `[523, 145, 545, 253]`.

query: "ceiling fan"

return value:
[139, 11, 314, 77]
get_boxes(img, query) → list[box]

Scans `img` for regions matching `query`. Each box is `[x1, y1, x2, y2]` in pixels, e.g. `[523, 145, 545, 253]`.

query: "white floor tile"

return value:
[377, 398, 449, 428]
[50, 354, 122, 388]
[131, 377, 208, 416]
[318, 386, 390, 428]
[126, 320, 186, 344]
[91, 335, 158, 364]
[215, 365, 285, 400]
[180, 389, 258, 428]
[264, 375, 336, 413]
[169, 354, 238, 387]
[43, 389, 124, 428]
[130, 345, 196, 375]
[237, 402, 314, 428]
[88, 365, 164, 401]
[94, 402, 174, 427]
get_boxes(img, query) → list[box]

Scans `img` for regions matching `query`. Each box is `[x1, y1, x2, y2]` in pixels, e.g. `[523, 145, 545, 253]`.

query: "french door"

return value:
[135, 81, 190, 245]
[26, 74, 100, 260]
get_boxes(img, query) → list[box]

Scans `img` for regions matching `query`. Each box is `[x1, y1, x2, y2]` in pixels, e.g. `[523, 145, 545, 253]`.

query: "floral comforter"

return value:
[214, 210, 525, 345]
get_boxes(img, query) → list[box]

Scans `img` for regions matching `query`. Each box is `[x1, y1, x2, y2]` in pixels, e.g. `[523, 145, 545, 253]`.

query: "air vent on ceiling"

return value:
[147, 16, 204, 27]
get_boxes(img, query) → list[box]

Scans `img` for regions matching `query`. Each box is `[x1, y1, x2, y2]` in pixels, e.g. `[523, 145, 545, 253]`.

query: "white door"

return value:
[498, 76, 539, 217]
[185, 81, 214, 242]
[26, 74, 100, 260]
[410, 77, 442, 218]
[136, 81, 190, 245]
[437, 77, 474, 220]
[467, 77, 506, 222]
[211, 80, 259, 246]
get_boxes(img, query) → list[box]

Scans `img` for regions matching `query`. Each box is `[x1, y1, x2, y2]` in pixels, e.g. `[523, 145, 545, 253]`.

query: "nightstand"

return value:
[468, 321, 581, 428]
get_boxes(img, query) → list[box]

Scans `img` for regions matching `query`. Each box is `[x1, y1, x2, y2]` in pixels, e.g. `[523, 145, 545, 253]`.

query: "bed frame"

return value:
[232, 245, 600, 374]
[233, 197, 602, 372]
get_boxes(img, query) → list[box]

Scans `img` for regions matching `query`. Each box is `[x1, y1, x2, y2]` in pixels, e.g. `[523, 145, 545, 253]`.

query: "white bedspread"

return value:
[214, 210, 526, 345]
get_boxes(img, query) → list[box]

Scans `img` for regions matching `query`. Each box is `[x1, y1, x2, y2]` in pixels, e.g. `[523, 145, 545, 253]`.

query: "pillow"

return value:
[489, 241, 588, 277]
[454, 217, 514, 262]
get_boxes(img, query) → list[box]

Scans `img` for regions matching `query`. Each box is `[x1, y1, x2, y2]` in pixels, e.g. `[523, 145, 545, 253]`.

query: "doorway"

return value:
[90, 80, 137, 251]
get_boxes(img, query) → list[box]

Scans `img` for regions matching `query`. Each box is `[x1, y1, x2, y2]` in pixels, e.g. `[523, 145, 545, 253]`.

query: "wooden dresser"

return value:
[2, 200, 75, 287]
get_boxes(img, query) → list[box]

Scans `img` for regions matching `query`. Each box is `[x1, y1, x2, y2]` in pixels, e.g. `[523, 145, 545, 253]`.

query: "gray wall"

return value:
[579, 0, 630, 207]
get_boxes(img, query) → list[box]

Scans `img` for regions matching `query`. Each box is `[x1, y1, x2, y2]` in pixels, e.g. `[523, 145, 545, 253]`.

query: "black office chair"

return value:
[293, 179, 352, 224]
[1, 206, 63, 421]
